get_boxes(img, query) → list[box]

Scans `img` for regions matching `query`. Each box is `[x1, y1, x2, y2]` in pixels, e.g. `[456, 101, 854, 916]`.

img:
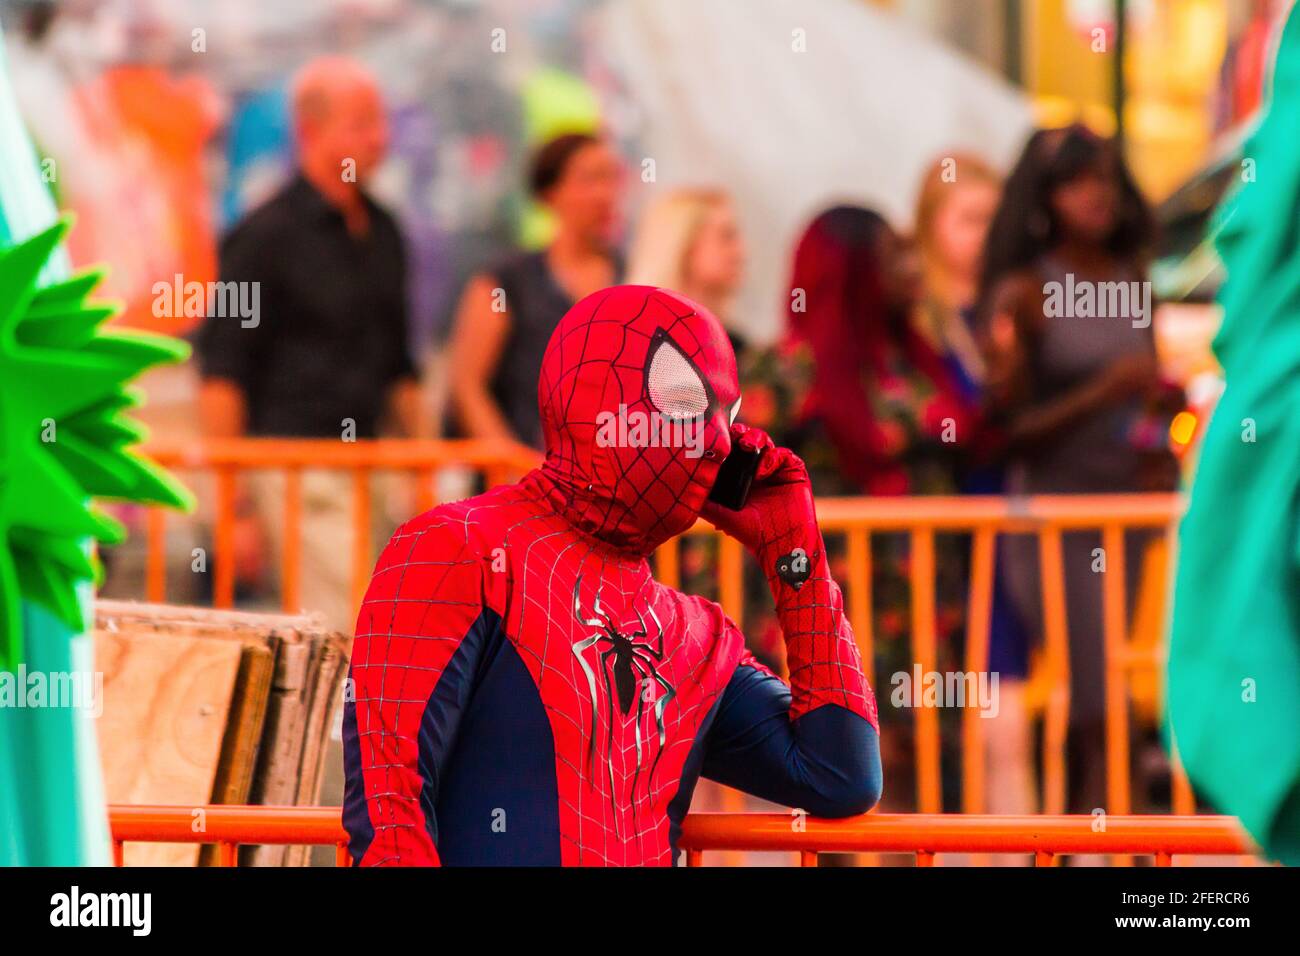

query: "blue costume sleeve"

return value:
[702, 660, 882, 818]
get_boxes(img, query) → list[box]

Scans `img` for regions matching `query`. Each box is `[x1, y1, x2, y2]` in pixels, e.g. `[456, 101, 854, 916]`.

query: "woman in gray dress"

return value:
[976, 125, 1182, 816]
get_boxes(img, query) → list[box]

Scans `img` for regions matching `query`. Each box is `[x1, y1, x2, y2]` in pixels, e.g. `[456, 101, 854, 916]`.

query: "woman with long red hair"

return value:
[749, 204, 978, 809]
[780, 205, 977, 497]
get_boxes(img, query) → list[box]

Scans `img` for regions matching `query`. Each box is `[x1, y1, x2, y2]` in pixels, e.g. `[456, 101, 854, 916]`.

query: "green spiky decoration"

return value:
[0, 20, 196, 865]
[0, 218, 193, 671]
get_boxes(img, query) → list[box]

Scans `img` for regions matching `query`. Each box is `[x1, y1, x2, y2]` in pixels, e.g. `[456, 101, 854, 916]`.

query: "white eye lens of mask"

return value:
[646, 338, 710, 420]
[728, 397, 742, 425]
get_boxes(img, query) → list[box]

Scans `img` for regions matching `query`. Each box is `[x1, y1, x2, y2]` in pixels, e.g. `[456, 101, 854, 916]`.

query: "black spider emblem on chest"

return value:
[571, 579, 677, 810]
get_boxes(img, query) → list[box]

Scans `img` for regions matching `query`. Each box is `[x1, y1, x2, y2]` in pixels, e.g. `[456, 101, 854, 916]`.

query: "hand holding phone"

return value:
[701, 424, 816, 562]
[706, 444, 764, 511]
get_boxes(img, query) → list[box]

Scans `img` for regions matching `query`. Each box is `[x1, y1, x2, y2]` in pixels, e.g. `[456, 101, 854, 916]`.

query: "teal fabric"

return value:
[1169, 6, 1300, 865]
[0, 602, 111, 865]
[0, 23, 110, 866]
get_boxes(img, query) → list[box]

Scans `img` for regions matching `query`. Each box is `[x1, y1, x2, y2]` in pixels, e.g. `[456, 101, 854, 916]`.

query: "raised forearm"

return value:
[755, 520, 876, 724]
[1000, 375, 1113, 453]
[703, 425, 877, 727]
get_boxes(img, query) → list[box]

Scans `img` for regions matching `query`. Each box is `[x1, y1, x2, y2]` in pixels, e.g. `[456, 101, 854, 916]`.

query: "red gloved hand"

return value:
[700, 424, 817, 561]
[701, 424, 877, 727]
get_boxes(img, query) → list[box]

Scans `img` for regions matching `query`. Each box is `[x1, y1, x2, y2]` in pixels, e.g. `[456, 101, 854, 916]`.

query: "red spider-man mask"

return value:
[536, 285, 740, 556]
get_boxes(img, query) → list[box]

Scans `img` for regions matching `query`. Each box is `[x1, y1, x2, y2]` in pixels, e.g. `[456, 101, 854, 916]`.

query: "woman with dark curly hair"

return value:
[978, 124, 1181, 818]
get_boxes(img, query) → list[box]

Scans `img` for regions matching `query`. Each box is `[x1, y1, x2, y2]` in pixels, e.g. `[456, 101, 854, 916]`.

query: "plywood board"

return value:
[210, 643, 275, 803]
[95, 627, 244, 866]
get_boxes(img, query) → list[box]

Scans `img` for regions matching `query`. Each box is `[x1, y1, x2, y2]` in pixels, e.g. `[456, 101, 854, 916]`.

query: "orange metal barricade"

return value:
[142, 438, 540, 613]
[661, 494, 1188, 820]
[106, 805, 1254, 867]
[133, 439, 1189, 822]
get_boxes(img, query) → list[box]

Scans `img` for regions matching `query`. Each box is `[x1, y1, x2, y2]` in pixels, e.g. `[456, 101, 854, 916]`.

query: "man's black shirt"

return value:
[196, 175, 417, 438]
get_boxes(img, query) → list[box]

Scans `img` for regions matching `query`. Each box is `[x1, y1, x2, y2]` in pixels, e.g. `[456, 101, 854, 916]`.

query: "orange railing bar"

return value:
[808, 493, 1181, 531]
[109, 804, 350, 868]
[144, 437, 541, 473]
[679, 812, 1253, 863]
[106, 806, 1254, 867]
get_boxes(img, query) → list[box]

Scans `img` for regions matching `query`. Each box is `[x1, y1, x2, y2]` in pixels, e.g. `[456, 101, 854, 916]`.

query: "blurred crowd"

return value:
[183, 59, 1186, 822]
[10, 0, 1260, 837]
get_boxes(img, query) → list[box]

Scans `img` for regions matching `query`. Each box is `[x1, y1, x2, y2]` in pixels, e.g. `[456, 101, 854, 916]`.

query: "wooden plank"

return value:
[95, 628, 243, 866]
[210, 644, 275, 803]
[297, 642, 347, 804]
[287, 641, 348, 866]
[200, 643, 274, 867]
[247, 641, 313, 866]
[96, 598, 311, 628]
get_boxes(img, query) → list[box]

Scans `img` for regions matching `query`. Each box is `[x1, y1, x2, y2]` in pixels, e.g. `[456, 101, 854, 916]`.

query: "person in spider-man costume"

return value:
[342, 285, 881, 865]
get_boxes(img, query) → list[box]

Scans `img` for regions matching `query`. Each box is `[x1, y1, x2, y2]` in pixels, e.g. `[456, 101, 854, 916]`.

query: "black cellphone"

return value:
[707, 445, 763, 510]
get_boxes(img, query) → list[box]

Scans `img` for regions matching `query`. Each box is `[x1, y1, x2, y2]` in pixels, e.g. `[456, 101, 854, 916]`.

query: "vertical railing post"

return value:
[214, 467, 237, 609]
[1171, 749, 1197, 815]
[962, 525, 995, 816]
[846, 528, 874, 690]
[911, 528, 941, 813]
[351, 468, 372, 618]
[718, 534, 745, 631]
[1037, 526, 1070, 815]
[847, 526, 880, 868]
[1101, 522, 1131, 816]
[146, 507, 167, 603]
[282, 467, 302, 614]
[1101, 521, 1133, 867]
[414, 467, 437, 514]
[655, 536, 681, 590]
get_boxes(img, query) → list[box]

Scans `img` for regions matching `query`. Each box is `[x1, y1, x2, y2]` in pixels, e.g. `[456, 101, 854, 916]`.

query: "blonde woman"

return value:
[915, 153, 1039, 838]
[912, 152, 1001, 392]
[628, 187, 749, 353]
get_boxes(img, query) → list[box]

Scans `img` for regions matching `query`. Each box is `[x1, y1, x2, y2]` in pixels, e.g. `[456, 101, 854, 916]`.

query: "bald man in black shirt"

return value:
[196, 57, 420, 632]
[198, 176, 416, 439]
